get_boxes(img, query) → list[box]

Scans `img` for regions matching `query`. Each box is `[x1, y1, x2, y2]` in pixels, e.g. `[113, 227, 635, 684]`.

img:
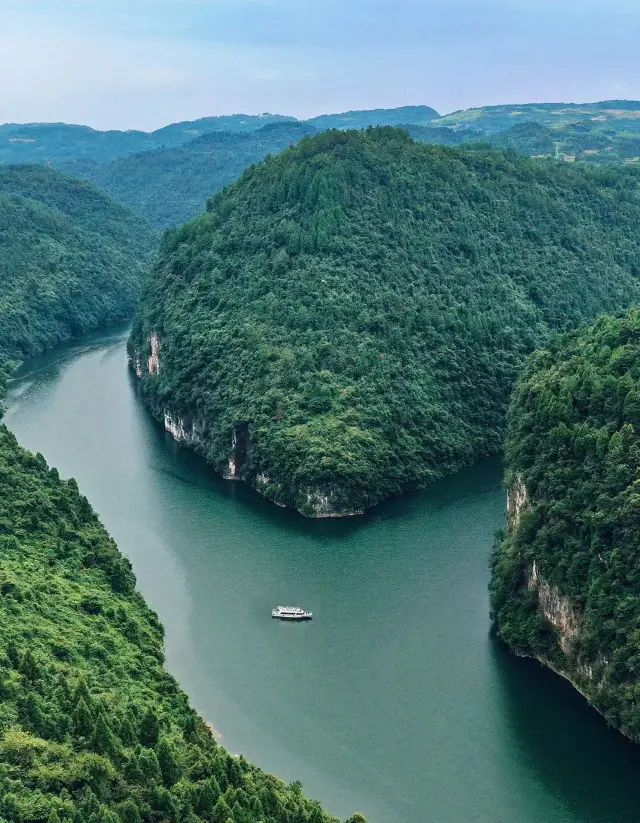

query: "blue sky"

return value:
[1, 0, 638, 130]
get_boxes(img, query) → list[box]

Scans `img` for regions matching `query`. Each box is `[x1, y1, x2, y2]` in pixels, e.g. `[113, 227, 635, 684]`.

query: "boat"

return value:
[271, 605, 313, 621]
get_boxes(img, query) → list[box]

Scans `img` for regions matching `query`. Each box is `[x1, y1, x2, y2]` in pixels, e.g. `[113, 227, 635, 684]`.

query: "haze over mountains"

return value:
[3, 101, 640, 227]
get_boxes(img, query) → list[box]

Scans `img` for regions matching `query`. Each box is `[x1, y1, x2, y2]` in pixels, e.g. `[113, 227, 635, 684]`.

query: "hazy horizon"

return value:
[5, 96, 640, 133]
[1, 0, 639, 131]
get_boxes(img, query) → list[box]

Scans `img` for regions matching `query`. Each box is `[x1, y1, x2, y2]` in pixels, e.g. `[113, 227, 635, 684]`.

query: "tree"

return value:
[19, 649, 41, 684]
[157, 737, 181, 787]
[73, 697, 94, 738]
[117, 800, 141, 823]
[195, 778, 220, 817]
[211, 797, 233, 823]
[139, 708, 159, 747]
[92, 712, 119, 759]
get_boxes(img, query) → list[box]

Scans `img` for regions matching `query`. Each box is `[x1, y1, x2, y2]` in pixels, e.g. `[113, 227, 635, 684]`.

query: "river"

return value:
[5, 326, 640, 823]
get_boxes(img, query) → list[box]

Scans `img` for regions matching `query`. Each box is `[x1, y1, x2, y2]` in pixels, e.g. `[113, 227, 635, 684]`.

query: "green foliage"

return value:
[307, 105, 440, 130]
[490, 308, 640, 740]
[0, 426, 352, 822]
[0, 115, 295, 165]
[0, 165, 156, 365]
[72, 122, 318, 229]
[131, 127, 640, 515]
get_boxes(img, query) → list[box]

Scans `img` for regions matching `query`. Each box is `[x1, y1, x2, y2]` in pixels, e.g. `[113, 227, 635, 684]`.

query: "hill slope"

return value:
[70, 123, 318, 229]
[129, 128, 640, 516]
[0, 427, 357, 823]
[490, 309, 640, 742]
[0, 166, 156, 383]
[435, 100, 640, 133]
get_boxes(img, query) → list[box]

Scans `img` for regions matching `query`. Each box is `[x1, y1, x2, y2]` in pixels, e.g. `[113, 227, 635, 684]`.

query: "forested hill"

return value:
[130, 127, 640, 517]
[69, 122, 318, 229]
[307, 105, 440, 130]
[490, 309, 640, 743]
[0, 165, 156, 397]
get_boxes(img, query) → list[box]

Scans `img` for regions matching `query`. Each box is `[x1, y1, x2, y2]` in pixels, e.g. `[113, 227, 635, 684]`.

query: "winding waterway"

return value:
[6, 326, 640, 823]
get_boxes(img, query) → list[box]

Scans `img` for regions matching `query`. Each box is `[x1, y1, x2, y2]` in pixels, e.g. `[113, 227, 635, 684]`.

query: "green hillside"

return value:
[129, 127, 640, 517]
[435, 100, 640, 133]
[0, 164, 157, 409]
[490, 309, 640, 742]
[307, 105, 440, 130]
[0, 427, 358, 823]
[70, 123, 318, 229]
[0, 166, 156, 385]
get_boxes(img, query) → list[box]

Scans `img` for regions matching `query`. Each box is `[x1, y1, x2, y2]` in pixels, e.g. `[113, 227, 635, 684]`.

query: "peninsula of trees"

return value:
[130, 127, 640, 517]
[491, 309, 640, 741]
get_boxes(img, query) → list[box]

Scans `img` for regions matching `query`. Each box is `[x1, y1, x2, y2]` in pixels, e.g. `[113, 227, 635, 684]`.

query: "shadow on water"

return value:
[491, 638, 640, 823]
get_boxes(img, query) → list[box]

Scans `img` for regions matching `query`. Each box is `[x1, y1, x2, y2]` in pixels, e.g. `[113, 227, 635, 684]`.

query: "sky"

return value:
[1, 0, 639, 131]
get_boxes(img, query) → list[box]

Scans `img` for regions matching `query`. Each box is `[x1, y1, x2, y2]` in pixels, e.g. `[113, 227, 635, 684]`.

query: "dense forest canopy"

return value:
[69, 123, 318, 229]
[0, 166, 156, 397]
[0, 427, 357, 822]
[130, 127, 640, 516]
[490, 309, 640, 742]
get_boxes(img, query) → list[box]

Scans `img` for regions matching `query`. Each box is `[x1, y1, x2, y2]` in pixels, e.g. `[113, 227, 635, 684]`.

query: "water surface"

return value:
[6, 327, 640, 823]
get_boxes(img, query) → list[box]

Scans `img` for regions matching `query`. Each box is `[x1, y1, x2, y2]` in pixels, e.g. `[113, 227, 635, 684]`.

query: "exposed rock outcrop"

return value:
[506, 473, 529, 529]
[148, 332, 160, 374]
[527, 561, 581, 655]
[301, 488, 364, 519]
[163, 411, 203, 446]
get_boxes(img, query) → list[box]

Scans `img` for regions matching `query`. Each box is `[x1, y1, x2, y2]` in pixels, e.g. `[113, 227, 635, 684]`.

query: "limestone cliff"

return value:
[492, 472, 622, 738]
[128, 334, 362, 517]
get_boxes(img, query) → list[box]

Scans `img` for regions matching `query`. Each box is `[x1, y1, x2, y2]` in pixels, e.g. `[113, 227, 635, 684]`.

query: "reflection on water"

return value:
[6, 326, 640, 823]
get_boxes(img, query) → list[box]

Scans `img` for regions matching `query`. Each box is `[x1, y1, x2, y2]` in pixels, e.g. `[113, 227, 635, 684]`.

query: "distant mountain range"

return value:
[3, 101, 640, 227]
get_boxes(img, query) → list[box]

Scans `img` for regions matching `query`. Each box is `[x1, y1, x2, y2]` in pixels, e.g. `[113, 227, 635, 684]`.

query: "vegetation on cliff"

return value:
[0, 427, 354, 822]
[490, 308, 640, 740]
[0, 165, 156, 371]
[130, 127, 640, 516]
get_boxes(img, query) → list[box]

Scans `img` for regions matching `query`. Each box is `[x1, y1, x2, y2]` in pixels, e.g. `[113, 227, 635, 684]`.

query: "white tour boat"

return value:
[271, 605, 313, 621]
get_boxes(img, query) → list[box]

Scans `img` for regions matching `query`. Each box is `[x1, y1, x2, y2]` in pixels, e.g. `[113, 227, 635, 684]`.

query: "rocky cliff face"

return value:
[128, 336, 362, 517]
[502, 476, 614, 728]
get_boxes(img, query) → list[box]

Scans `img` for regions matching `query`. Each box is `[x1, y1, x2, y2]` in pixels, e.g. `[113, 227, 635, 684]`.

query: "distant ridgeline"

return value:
[491, 309, 640, 742]
[130, 127, 640, 517]
[0, 165, 157, 400]
[3, 102, 640, 228]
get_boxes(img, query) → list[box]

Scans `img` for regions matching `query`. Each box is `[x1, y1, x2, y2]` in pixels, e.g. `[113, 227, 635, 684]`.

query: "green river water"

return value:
[5, 326, 640, 823]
